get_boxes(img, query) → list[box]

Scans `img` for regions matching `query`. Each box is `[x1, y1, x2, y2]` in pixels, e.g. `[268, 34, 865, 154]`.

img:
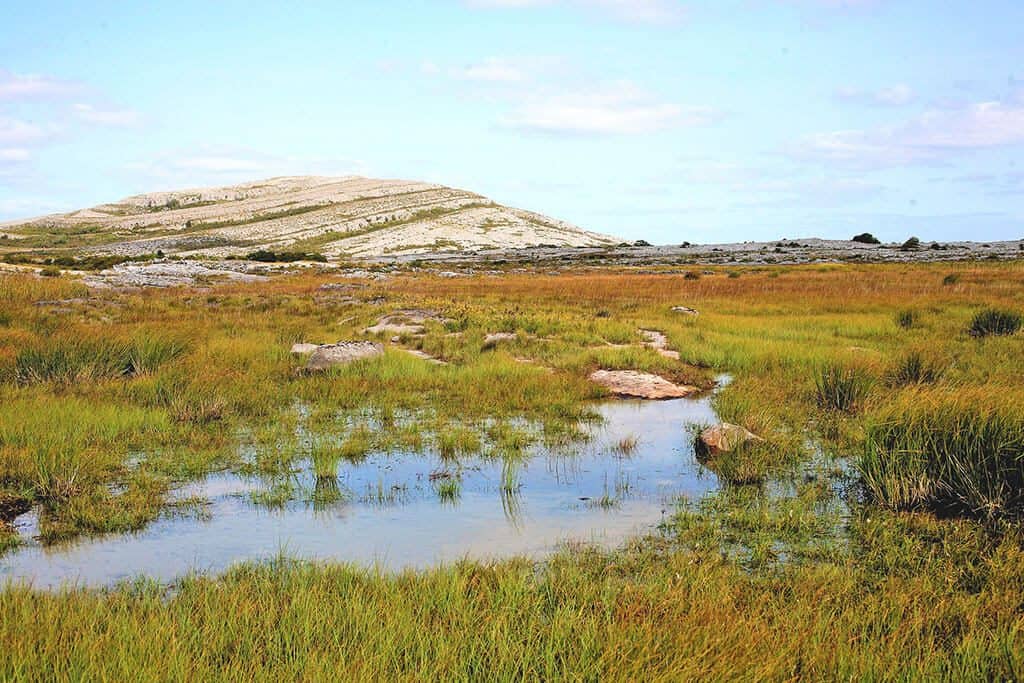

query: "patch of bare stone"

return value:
[588, 369, 698, 400]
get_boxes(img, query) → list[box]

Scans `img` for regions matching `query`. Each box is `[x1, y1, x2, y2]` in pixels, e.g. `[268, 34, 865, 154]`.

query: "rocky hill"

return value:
[0, 176, 620, 258]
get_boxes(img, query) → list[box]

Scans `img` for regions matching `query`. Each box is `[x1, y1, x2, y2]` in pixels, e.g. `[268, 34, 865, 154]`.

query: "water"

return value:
[2, 395, 722, 589]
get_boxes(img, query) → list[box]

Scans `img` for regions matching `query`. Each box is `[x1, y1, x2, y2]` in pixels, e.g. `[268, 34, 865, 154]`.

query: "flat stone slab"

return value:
[363, 309, 448, 336]
[588, 369, 698, 400]
[290, 343, 321, 355]
[306, 341, 384, 371]
[640, 329, 681, 360]
[698, 423, 764, 455]
[671, 306, 699, 316]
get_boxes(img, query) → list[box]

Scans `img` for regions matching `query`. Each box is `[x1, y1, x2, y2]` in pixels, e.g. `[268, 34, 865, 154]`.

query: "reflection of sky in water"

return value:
[2, 396, 721, 589]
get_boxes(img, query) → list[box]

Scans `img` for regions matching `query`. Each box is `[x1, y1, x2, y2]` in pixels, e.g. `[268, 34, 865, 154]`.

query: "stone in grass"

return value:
[698, 423, 764, 456]
[482, 332, 517, 350]
[671, 306, 699, 316]
[290, 343, 321, 355]
[306, 341, 384, 371]
[589, 369, 698, 400]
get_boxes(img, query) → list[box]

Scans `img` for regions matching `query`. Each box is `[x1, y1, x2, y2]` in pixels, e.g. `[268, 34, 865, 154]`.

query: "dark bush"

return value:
[968, 309, 1021, 337]
[851, 233, 880, 244]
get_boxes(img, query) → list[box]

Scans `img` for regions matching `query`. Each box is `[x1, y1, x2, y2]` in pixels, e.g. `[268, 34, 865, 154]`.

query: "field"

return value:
[1, 260, 1023, 680]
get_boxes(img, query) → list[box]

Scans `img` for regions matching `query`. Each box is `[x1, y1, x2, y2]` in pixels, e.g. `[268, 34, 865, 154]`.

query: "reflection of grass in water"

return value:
[361, 480, 408, 506]
[250, 480, 295, 510]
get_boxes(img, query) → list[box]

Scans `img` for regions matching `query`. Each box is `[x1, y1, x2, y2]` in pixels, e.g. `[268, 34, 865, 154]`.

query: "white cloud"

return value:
[0, 71, 81, 100]
[0, 117, 53, 145]
[72, 103, 141, 127]
[794, 99, 1024, 167]
[836, 83, 915, 107]
[465, 0, 686, 23]
[502, 82, 717, 135]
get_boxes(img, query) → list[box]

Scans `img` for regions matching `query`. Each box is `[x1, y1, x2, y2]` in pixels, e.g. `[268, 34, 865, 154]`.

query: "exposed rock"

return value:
[305, 341, 384, 370]
[698, 423, 764, 455]
[640, 329, 680, 360]
[671, 306, 700, 316]
[589, 369, 698, 400]
[363, 309, 448, 337]
[83, 260, 268, 289]
[482, 332, 517, 349]
[290, 343, 320, 355]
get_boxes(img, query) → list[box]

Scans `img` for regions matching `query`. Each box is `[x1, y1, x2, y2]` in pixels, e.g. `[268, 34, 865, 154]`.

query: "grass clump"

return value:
[813, 364, 873, 413]
[942, 273, 961, 286]
[968, 308, 1021, 337]
[894, 309, 919, 329]
[887, 351, 944, 386]
[861, 391, 1024, 520]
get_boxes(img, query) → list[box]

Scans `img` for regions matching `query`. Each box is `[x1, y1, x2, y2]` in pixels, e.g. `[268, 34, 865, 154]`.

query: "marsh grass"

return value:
[861, 391, 1024, 519]
[2, 263, 1024, 677]
[814, 363, 873, 413]
[894, 308, 919, 329]
[887, 350, 945, 386]
[968, 308, 1021, 337]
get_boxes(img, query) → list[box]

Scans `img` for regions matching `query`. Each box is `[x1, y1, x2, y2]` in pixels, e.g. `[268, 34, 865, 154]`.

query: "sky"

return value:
[1, 1, 1023, 244]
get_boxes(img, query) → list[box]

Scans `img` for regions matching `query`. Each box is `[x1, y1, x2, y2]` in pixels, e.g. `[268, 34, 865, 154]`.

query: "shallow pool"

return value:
[2, 394, 722, 589]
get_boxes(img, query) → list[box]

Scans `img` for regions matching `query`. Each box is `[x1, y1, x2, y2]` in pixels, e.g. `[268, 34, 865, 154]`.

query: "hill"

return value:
[0, 176, 620, 258]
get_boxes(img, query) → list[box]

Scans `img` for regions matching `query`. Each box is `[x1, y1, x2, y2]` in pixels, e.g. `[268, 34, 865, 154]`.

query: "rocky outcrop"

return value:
[698, 423, 764, 455]
[589, 370, 698, 400]
[305, 341, 384, 370]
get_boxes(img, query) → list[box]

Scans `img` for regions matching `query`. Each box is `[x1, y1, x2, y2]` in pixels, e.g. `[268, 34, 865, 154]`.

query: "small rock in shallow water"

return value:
[306, 341, 384, 370]
[698, 423, 763, 455]
[588, 369, 698, 400]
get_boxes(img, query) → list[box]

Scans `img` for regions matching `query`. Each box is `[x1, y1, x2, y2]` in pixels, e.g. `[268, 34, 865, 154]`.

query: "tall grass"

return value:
[968, 308, 1021, 337]
[861, 391, 1024, 519]
[813, 363, 873, 413]
[13, 334, 186, 384]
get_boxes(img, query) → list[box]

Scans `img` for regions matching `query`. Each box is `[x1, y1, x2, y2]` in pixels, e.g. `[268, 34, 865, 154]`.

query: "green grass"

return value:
[861, 390, 1024, 520]
[813, 363, 874, 413]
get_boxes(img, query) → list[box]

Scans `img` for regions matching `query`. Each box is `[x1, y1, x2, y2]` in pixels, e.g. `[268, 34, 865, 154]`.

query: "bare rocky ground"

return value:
[375, 237, 1024, 267]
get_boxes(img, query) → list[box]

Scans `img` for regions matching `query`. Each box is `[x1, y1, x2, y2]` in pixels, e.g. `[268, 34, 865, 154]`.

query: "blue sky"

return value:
[1, 0, 1023, 243]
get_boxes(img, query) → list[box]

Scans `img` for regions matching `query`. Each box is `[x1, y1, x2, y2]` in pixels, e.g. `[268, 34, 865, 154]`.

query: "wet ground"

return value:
[2, 395, 723, 589]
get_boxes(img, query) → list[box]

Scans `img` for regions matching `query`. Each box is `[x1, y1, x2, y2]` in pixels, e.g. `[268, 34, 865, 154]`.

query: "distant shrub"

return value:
[894, 309, 919, 329]
[246, 250, 328, 263]
[942, 273, 960, 286]
[633, 240, 651, 247]
[683, 271, 701, 280]
[968, 308, 1021, 337]
[727, 271, 741, 279]
[38, 266, 61, 278]
[851, 232, 880, 244]
[814, 364, 872, 413]
[899, 237, 921, 251]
